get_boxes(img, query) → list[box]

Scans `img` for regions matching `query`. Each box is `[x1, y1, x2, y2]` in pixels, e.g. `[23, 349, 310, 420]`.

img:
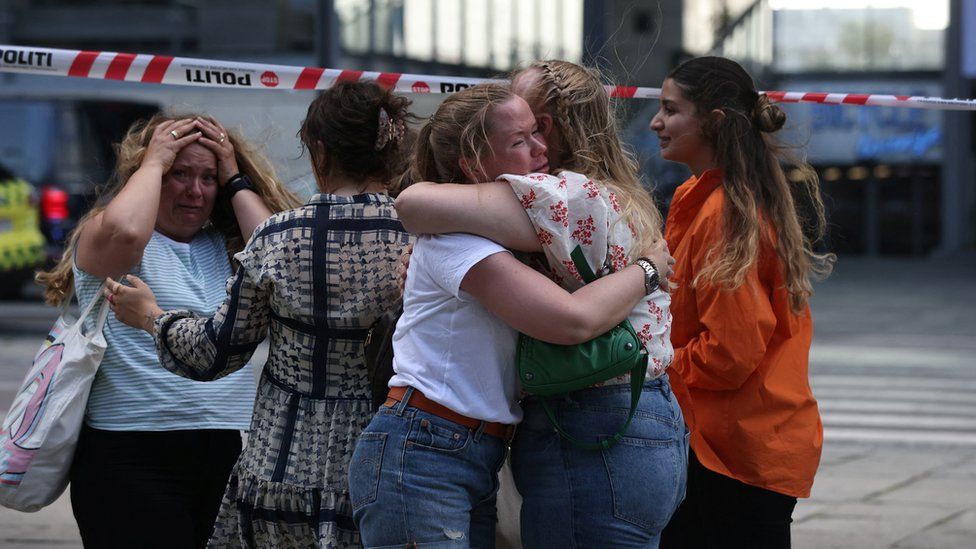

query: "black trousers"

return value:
[69, 425, 242, 549]
[661, 450, 799, 549]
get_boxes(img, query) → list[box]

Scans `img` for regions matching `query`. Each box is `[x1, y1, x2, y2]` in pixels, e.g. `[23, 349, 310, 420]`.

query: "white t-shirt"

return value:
[389, 233, 521, 424]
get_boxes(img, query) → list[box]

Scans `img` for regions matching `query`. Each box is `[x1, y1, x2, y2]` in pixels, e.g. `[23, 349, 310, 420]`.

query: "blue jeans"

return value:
[349, 388, 508, 548]
[511, 375, 689, 548]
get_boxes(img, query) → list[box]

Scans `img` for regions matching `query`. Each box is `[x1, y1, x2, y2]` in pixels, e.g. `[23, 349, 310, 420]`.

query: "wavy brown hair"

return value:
[512, 60, 663, 258]
[668, 56, 835, 312]
[414, 83, 515, 184]
[300, 80, 415, 193]
[36, 113, 300, 306]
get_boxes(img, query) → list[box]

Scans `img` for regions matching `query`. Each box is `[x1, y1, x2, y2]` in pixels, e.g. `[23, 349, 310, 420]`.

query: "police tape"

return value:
[3, 44, 976, 111]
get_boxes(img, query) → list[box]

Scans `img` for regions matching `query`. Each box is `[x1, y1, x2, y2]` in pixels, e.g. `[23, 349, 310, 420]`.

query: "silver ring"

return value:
[170, 130, 180, 139]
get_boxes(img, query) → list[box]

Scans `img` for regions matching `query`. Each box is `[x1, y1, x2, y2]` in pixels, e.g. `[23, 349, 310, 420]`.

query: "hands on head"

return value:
[103, 275, 164, 334]
[143, 116, 239, 186]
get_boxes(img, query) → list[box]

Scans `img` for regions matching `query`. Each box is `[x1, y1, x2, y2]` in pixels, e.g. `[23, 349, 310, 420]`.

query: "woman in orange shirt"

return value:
[653, 56, 835, 548]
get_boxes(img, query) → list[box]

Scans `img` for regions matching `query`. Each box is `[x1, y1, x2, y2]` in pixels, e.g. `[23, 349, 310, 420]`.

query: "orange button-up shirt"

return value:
[664, 169, 822, 498]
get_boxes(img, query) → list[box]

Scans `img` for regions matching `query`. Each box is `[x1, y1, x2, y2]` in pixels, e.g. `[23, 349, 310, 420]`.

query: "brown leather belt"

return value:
[385, 386, 515, 442]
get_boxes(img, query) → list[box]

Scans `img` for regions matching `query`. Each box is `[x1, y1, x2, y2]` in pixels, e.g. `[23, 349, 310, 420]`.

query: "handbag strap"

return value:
[541, 246, 646, 450]
[537, 355, 647, 451]
[569, 246, 597, 284]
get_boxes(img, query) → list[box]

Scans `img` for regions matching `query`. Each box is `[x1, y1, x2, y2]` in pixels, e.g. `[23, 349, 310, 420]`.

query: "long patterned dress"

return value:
[152, 193, 412, 548]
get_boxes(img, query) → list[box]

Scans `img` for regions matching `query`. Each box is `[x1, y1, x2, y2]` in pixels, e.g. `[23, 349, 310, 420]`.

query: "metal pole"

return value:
[488, 0, 495, 68]
[864, 175, 880, 256]
[368, 0, 377, 63]
[582, 0, 606, 67]
[317, 0, 338, 69]
[941, 0, 973, 253]
[460, 0, 466, 65]
[431, 0, 438, 61]
[0, 0, 11, 44]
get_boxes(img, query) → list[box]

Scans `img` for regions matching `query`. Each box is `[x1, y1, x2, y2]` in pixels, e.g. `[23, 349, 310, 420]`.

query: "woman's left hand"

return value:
[104, 275, 164, 334]
[195, 116, 240, 186]
[641, 239, 676, 292]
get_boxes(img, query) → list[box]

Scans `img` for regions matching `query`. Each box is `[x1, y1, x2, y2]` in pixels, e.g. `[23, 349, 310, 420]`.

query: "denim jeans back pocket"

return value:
[601, 434, 683, 532]
[349, 431, 387, 510]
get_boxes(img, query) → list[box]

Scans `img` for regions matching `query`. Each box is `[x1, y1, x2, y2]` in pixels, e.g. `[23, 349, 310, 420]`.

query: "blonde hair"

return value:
[414, 84, 515, 183]
[513, 60, 663, 258]
[36, 113, 301, 306]
[668, 56, 834, 312]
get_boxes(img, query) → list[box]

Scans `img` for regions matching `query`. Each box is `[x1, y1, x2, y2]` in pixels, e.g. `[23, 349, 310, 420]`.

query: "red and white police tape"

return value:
[3, 45, 975, 111]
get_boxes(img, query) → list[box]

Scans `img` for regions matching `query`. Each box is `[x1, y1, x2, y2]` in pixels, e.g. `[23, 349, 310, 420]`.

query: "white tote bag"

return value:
[0, 283, 109, 512]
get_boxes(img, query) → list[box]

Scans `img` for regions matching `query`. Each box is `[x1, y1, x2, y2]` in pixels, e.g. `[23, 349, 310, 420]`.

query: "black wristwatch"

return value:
[221, 173, 255, 201]
[633, 257, 661, 295]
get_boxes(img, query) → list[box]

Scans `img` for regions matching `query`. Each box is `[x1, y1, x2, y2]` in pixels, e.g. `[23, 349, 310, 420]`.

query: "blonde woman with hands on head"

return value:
[36, 113, 297, 548]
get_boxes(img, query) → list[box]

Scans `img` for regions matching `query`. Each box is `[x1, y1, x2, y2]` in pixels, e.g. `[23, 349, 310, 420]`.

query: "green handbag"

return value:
[516, 247, 648, 450]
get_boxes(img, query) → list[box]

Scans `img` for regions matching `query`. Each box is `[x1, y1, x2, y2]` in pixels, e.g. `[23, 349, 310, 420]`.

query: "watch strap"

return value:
[221, 173, 254, 201]
[634, 257, 660, 295]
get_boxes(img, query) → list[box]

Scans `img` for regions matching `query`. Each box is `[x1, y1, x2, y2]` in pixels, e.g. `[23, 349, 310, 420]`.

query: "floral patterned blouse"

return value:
[500, 170, 674, 379]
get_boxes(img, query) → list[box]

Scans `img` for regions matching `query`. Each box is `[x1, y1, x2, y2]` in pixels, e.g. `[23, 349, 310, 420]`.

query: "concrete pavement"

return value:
[792, 253, 976, 548]
[1, 254, 975, 548]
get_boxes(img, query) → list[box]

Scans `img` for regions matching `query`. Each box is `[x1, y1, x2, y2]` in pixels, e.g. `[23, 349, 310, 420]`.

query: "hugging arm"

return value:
[461, 252, 646, 345]
[394, 181, 541, 252]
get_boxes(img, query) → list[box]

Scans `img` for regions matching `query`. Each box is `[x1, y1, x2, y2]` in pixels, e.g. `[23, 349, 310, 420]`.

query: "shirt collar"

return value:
[664, 168, 724, 246]
[306, 192, 391, 206]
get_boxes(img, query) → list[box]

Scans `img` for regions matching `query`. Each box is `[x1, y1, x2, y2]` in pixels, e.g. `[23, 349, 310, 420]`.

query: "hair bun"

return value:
[754, 95, 786, 133]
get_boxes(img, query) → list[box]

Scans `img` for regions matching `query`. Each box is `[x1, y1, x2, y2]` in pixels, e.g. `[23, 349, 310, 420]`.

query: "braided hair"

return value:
[512, 60, 664, 259]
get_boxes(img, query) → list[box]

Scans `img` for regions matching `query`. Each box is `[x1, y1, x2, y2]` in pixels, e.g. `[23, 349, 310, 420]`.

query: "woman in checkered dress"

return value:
[109, 81, 415, 548]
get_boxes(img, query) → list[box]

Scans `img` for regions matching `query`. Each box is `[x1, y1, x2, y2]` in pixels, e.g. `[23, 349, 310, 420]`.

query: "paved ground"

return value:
[792, 253, 976, 549]
[1, 254, 974, 548]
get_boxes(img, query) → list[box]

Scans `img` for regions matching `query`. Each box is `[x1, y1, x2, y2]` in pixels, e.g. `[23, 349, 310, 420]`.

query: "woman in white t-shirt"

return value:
[348, 83, 672, 548]
[392, 61, 689, 548]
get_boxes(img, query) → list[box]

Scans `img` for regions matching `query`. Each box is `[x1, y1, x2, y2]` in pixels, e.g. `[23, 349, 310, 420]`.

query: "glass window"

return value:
[771, 1, 947, 72]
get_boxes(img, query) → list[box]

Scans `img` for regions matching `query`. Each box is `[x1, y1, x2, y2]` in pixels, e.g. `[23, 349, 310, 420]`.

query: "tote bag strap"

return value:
[537, 247, 648, 451]
[63, 281, 111, 339]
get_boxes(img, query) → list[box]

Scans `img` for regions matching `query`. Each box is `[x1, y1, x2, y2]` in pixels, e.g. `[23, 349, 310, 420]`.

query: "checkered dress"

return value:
[154, 193, 412, 548]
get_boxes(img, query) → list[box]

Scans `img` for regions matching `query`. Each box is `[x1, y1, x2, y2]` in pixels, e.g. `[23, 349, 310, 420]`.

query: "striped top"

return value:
[73, 230, 255, 431]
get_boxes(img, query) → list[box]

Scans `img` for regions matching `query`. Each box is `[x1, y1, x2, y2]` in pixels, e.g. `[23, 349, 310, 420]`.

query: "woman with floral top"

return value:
[394, 61, 688, 548]
[108, 81, 415, 548]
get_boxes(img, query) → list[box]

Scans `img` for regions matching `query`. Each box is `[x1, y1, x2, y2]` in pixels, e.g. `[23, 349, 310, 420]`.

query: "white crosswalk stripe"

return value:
[812, 361, 976, 446]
